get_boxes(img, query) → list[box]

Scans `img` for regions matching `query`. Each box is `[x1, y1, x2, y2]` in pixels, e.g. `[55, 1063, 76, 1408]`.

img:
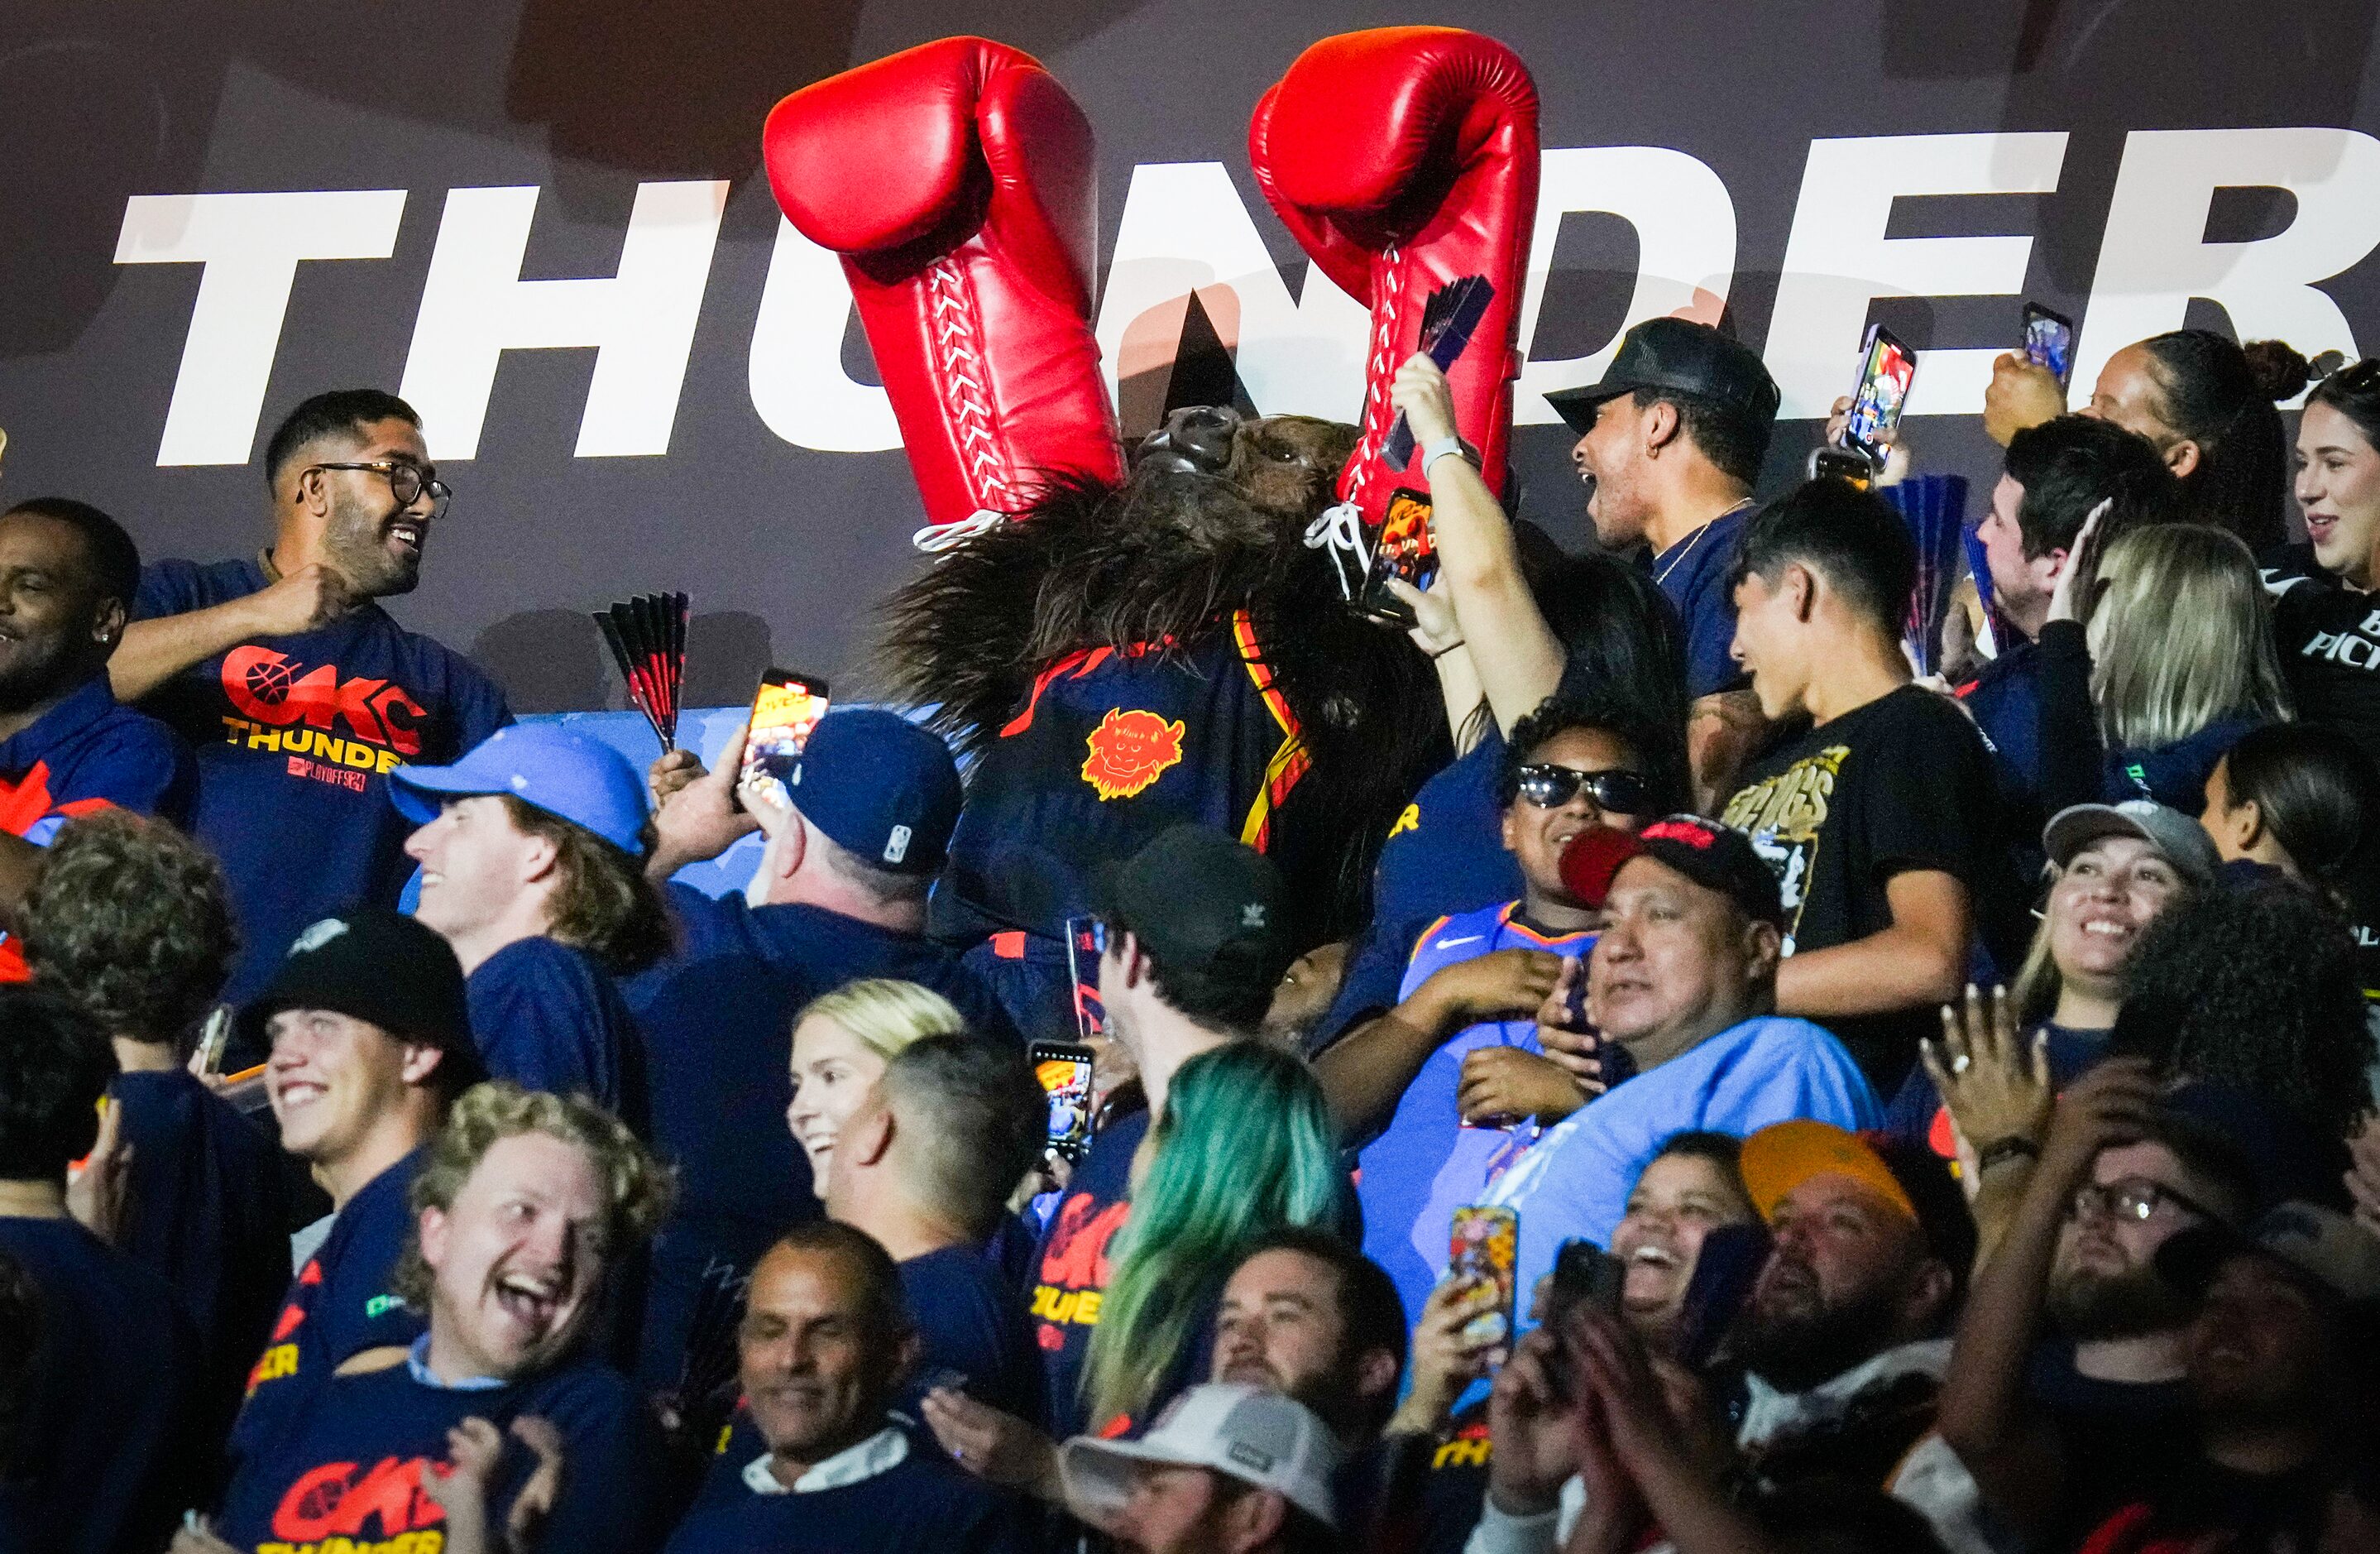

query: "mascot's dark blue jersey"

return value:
[935, 610, 1309, 943]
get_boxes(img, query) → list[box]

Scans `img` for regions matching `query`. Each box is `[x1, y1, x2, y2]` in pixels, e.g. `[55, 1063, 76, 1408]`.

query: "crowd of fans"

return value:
[2, 314, 2380, 1554]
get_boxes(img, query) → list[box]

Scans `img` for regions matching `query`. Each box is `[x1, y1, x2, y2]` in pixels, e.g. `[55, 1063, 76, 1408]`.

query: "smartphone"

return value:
[1029, 1040, 1097, 1163]
[737, 669, 830, 811]
[191, 1006, 233, 1076]
[1808, 444, 1878, 489]
[2021, 301, 2076, 390]
[1545, 1238, 1625, 1325]
[1359, 488, 1440, 628]
[1449, 1205, 1519, 1345]
[1063, 916, 1109, 1042]
[1841, 323, 1917, 465]
[1674, 1221, 1772, 1369]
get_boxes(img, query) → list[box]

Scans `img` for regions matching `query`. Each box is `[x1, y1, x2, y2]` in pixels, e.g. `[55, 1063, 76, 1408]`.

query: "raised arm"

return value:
[111, 563, 350, 703]
[1391, 354, 1564, 735]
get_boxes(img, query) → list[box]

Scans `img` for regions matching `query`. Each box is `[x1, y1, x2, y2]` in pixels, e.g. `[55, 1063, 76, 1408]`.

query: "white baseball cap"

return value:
[1060, 1384, 1341, 1529]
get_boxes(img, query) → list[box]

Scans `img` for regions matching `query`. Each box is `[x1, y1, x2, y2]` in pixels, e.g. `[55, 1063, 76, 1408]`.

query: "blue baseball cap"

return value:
[786, 709, 961, 875]
[390, 723, 650, 856]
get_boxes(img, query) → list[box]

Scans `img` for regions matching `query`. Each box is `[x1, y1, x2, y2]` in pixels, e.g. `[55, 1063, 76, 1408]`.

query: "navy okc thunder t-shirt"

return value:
[1029, 1106, 1148, 1437]
[232, 1149, 426, 1466]
[213, 1354, 661, 1554]
[132, 558, 511, 1001]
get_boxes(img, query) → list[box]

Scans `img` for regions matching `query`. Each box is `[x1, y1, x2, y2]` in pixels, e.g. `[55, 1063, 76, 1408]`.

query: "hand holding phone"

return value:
[1840, 324, 1917, 464]
[2021, 302, 2076, 390]
[1449, 1206, 1518, 1346]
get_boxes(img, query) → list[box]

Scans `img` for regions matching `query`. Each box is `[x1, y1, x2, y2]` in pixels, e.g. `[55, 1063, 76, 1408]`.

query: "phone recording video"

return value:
[737, 669, 829, 811]
[1359, 489, 1442, 628]
[1029, 1040, 1097, 1163]
[1449, 1205, 1519, 1345]
[2022, 301, 2076, 390]
[1841, 323, 1917, 465]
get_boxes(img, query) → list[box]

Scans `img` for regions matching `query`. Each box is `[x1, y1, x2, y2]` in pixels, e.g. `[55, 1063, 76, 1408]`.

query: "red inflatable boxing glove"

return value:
[1249, 27, 1540, 525]
[764, 38, 1124, 544]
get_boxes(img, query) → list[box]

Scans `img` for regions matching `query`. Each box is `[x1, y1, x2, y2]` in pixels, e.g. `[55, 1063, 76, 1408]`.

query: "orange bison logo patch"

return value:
[1081, 709, 1185, 800]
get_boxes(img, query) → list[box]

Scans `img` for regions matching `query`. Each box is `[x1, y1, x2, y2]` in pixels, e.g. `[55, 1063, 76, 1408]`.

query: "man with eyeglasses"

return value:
[1937, 1061, 2269, 1550]
[1314, 697, 1676, 1326]
[117, 390, 510, 1008]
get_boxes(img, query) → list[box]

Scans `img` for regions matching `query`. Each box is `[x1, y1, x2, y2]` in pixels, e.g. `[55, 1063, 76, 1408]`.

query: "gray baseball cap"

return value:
[1061, 1384, 1341, 1529]
[2042, 799, 2220, 887]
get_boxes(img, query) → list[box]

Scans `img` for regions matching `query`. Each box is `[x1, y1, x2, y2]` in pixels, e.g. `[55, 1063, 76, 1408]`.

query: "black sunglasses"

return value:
[1515, 764, 1652, 814]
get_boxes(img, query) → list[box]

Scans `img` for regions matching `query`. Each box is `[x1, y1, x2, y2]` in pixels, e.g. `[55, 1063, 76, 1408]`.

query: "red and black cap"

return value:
[1559, 816, 1784, 928]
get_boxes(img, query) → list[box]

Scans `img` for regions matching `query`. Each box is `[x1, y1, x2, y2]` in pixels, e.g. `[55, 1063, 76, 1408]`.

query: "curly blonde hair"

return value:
[391, 1081, 673, 1310]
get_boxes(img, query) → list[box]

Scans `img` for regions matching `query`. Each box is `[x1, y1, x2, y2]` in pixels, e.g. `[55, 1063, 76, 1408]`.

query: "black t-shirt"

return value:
[2268, 572, 2380, 767]
[1718, 683, 1999, 1088]
[0, 1216, 199, 1554]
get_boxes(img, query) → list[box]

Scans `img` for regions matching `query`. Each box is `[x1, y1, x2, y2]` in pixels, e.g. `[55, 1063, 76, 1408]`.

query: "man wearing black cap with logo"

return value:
[1392, 319, 1781, 804]
[1026, 825, 1294, 1436]
[229, 908, 478, 1470]
[628, 710, 1013, 1393]
[1483, 818, 1879, 1307]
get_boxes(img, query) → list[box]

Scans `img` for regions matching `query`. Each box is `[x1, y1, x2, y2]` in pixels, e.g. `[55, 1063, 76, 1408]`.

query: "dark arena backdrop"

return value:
[7, 0, 2380, 714]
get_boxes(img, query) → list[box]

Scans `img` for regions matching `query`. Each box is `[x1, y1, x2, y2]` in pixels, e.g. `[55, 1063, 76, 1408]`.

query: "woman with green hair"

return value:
[1080, 1038, 1353, 1433]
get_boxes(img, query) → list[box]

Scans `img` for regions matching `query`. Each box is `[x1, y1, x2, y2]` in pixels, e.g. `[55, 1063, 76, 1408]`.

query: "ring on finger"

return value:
[1951, 1053, 1973, 1076]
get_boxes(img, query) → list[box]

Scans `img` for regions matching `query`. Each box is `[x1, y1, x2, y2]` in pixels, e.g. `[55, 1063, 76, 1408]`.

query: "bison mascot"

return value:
[764, 29, 1540, 1035]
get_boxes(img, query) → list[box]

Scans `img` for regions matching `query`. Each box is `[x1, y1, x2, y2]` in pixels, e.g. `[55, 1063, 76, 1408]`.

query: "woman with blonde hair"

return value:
[785, 977, 967, 1197]
[2038, 516, 2291, 812]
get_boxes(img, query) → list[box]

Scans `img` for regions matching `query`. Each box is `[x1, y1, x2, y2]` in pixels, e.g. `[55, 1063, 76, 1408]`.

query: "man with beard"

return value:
[1727, 1120, 1973, 1499]
[0, 500, 188, 935]
[1468, 1119, 1977, 1554]
[117, 390, 511, 1009]
[187, 1082, 671, 1554]
[1937, 1062, 2267, 1548]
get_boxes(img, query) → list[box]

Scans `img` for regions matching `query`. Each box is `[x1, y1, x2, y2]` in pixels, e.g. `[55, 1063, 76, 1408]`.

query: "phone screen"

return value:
[739, 669, 829, 809]
[2022, 302, 2076, 390]
[1029, 1041, 1097, 1163]
[1449, 1205, 1518, 1345]
[1841, 324, 1917, 462]
[1359, 488, 1442, 627]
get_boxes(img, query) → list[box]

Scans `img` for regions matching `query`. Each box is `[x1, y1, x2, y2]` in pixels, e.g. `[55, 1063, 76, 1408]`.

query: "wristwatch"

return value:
[1421, 435, 1468, 474]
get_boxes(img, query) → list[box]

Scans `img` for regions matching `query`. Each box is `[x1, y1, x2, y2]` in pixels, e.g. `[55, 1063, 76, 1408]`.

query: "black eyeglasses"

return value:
[1515, 764, 1653, 815]
[2068, 1177, 2215, 1225]
[306, 460, 451, 517]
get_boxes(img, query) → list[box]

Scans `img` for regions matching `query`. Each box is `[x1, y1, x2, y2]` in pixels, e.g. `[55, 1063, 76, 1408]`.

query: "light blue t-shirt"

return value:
[1483, 1014, 1880, 1314]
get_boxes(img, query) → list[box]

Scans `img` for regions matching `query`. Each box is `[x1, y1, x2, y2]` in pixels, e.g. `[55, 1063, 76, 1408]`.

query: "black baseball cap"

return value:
[237, 908, 480, 1082]
[1094, 826, 1291, 1001]
[1542, 317, 1782, 436]
[1559, 817, 1785, 928]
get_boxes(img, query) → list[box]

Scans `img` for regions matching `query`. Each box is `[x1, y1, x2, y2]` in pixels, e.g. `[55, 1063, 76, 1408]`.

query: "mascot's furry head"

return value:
[877, 406, 1448, 933]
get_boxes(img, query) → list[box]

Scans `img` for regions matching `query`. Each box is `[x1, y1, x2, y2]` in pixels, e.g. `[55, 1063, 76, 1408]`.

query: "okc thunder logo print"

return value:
[1080, 708, 1185, 800]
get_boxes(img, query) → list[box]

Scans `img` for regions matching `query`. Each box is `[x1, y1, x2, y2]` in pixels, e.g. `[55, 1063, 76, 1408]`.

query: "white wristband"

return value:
[1421, 435, 1468, 474]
